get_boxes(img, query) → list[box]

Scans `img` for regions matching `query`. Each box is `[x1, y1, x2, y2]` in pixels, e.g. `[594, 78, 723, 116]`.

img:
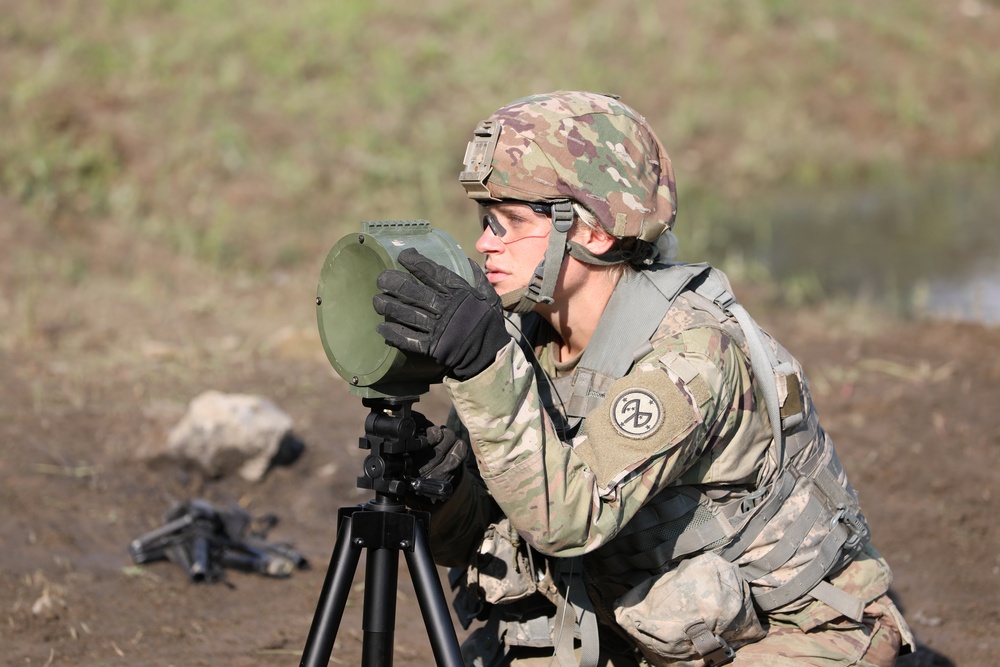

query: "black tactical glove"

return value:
[413, 423, 469, 483]
[406, 412, 469, 505]
[373, 248, 510, 381]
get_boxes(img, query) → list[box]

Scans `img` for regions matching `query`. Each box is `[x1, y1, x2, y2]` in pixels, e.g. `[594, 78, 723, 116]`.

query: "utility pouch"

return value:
[469, 518, 539, 605]
[614, 552, 765, 666]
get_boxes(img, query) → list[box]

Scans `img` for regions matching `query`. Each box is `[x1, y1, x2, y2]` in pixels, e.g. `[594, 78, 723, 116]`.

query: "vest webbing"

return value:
[533, 263, 868, 621]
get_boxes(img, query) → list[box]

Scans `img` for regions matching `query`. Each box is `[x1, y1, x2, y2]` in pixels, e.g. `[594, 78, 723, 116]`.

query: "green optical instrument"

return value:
[316, 220, 475, 398]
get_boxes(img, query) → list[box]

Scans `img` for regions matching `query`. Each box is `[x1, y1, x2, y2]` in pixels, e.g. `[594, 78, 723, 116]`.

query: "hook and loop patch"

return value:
[579, 367, 702, 490]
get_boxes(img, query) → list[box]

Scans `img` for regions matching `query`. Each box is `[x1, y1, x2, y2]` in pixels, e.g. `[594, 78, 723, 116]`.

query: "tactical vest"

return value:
[510, 263, 871, 666]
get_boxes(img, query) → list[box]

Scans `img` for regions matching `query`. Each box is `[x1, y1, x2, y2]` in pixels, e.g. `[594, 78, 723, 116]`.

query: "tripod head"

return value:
[357, 396, 452, 504]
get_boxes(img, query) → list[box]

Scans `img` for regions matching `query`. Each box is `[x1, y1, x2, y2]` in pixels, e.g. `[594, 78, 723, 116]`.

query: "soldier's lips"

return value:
[484, 266, 508, 284]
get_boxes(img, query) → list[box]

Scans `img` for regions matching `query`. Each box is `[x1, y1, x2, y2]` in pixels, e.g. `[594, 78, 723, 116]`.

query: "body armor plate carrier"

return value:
[501, 263, 871, 666]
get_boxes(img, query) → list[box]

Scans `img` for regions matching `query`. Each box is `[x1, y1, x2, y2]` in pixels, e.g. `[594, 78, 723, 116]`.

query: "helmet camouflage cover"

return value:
[460, 91, 677, 242]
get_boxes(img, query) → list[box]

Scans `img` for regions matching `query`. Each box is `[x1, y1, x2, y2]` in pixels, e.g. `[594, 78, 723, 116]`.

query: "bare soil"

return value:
[1, 260, 998, 666]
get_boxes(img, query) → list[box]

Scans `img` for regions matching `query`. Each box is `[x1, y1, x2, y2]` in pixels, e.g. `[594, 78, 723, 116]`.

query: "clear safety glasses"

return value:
[479, 201, 552, 244]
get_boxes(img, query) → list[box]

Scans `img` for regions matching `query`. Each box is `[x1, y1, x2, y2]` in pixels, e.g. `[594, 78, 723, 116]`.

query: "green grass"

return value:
[1, 0, 999, 301]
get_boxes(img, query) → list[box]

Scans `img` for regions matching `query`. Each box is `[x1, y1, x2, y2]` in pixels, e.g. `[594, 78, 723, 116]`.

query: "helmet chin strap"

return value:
[499, 201, 574, 313]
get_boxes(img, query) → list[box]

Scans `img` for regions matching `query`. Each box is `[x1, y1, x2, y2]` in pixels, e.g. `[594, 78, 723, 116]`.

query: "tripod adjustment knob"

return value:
[409, 477, 452, 500]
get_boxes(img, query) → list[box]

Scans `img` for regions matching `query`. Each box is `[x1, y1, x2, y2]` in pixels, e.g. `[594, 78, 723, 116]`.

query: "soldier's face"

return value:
[475, 202, 551, 298]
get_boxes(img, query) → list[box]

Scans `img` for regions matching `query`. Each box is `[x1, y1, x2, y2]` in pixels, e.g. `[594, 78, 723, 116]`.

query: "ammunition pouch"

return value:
[454, 519, 602, 666]
[467, 518, 546, 605]
[614, 552, 765, 666]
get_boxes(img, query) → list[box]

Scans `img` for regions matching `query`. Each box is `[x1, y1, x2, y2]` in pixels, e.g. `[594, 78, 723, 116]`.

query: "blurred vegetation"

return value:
[2, 0, 999, 315]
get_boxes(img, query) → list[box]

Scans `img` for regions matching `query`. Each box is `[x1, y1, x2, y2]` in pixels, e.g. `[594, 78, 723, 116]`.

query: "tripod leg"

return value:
[300, 513, 363, 667]
[362, 544, 399, 667]
[404, 519, 465, 667]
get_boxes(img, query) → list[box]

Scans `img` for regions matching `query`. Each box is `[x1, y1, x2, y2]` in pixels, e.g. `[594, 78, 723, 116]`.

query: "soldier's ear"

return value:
[573, 223, 616, 256]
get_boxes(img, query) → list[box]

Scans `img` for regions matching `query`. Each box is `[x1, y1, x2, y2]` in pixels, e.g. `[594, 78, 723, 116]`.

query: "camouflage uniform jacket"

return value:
[429, 265, 903, 662]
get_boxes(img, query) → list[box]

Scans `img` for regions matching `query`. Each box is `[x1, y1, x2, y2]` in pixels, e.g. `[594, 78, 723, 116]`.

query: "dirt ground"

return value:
[1, 253, 998, 666]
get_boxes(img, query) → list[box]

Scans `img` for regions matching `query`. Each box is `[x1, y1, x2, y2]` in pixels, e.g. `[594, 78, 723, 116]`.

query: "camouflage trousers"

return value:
[732, 594, 904, 667]
[490, 594, 904, 667]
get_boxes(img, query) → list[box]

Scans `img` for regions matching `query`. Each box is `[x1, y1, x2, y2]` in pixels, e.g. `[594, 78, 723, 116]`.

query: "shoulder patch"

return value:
[578, 368, 701, 490]
[610, 388, 663, 438]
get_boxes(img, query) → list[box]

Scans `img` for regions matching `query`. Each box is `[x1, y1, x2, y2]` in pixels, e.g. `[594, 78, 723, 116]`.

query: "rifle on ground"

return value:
[129, 499, 307, 583]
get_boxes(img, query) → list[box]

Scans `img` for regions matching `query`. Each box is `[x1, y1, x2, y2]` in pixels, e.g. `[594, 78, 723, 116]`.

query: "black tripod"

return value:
[299, 397, 464, 667]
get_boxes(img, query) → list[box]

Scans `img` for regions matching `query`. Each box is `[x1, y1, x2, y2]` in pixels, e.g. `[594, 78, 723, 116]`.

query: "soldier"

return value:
[373, 91, 914, 666]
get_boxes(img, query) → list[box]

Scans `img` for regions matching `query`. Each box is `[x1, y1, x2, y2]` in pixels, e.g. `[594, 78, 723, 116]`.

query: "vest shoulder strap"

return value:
[559, 263, 712, 422]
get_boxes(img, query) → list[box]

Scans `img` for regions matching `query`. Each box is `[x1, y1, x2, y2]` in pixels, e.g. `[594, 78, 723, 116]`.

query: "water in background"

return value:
[691, 165, 1000, 325]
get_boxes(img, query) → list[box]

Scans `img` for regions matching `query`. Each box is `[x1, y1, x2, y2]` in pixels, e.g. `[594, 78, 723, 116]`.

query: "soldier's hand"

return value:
[407, 413, 469, 505]
[373, 248, 510, 381]
[414, 424, 469, 482]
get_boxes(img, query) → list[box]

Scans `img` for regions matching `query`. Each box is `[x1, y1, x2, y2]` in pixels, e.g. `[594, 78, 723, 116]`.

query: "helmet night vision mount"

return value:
[316, 220, 475, 399]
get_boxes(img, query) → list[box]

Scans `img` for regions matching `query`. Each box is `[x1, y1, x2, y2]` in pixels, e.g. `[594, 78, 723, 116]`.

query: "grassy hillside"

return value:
[2, 0, 999, 348]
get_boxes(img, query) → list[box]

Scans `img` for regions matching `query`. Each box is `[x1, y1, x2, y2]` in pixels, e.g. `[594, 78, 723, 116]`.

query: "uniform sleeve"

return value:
[444, 327, 748, 558]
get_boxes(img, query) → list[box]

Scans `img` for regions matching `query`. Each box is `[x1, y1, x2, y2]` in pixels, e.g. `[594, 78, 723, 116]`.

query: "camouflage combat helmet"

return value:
[460, 91, 677, 312]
